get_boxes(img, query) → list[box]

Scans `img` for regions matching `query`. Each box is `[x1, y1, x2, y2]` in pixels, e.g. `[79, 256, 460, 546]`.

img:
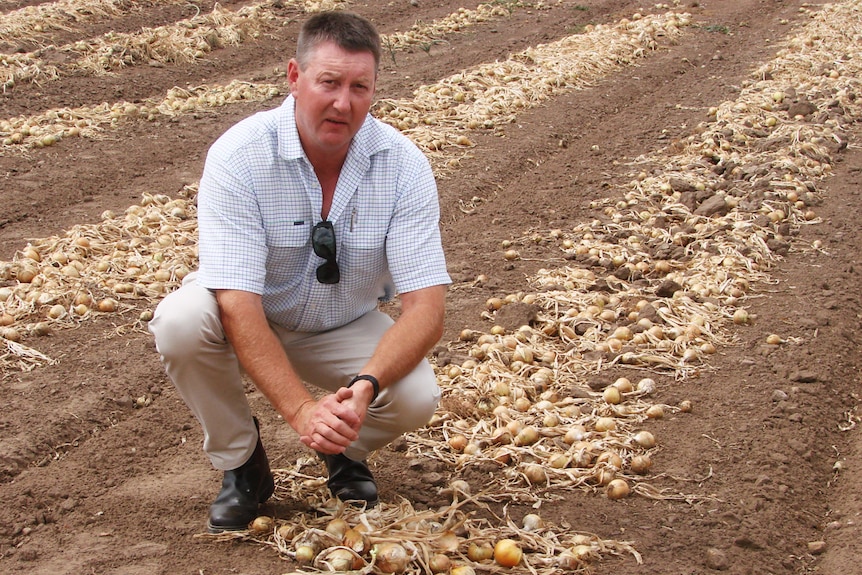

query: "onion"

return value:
[638, 377, 656, 395]
[448, 434, 468, 451]
[594, 417, 616, 432]
[277, 524, 299, 542]
[450, 566, 476, 575]
[459, 329, 476, 341]
[597, 451, 622, 470]
[512, 345, 533, 363]
[16, 267, 38, 283]
[32, 322, 51, 337]
[549, 453, 571, 469]
[633, 430, 656, 449]
[1, 327, 22, 342]
[373, 542, 410, 574]
[321, 547, 364, 571]
[612, 377, 633, 392]
[342, 527, 366, 553]
[506, 420, 523, 435]
[542, 412, 560, 428]
[449, 479, 471, 496]
[467, 542, 493, 561]
[295, 545, 316, 564]
[493, 539, 522, 567]
[513, 397, 532, 412]
[564, 425, 587, 444]
[429, 553, 451, 573]
[250, 515, 274, 534]
[493, 447, 512, 465]
[606, 478, 630, 500]
[491, 427, 513, 445]
[630, 454, 652, 474]
[434, 530, 461, 552]
[571, 544, 595, 562]
[522, 463, 547, 485]
[522, 513, 544, 532]
[514, 426, 539, 446]
[558, 550, 582, 569]
[602, 386, 621, 404]
[48, 304, 66, 319]
[645, 404, 664, 419]
[679, 400, 693, 413]
[593, 466, 615, 485]
[494, 380, 510, 396]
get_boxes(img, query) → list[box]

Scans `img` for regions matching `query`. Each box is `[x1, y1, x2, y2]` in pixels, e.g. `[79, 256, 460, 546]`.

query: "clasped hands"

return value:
[297, 384, 373, 454]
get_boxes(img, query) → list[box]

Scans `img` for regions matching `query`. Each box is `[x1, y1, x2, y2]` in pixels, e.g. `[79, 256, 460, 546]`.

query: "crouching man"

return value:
[149, 10, 450, 532]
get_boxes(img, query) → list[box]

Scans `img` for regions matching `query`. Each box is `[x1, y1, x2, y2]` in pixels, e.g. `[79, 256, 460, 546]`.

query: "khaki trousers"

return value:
[149, 274, 440, 470]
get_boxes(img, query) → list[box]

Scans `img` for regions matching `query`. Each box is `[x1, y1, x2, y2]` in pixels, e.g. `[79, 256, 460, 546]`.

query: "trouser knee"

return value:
[149, 281, 223, 360]
[372, 362, 440, 435]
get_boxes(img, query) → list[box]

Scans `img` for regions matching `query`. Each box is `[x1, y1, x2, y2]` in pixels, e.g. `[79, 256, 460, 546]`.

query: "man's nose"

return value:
[332, 86, 350, 111]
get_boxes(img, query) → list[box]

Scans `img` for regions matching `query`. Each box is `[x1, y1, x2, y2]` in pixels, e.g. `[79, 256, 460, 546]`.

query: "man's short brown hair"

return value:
[296, 11, 381, 72]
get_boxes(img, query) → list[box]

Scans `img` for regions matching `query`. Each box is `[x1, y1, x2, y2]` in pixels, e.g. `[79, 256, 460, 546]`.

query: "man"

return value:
[149, 11, 450, 533]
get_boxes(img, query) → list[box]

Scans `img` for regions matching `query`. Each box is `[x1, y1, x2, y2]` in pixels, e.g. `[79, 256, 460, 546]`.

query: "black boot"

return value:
[318, 452, 378, 507]
[207, 418, 275, 533]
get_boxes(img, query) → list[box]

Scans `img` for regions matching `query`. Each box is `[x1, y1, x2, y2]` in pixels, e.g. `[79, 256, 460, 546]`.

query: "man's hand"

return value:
[297, 387, 366, 454]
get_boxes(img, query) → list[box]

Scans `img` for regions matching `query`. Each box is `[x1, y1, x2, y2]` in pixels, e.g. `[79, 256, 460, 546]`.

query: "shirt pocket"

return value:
[342, 225, 387, 283]
[265, 221, 311, 285]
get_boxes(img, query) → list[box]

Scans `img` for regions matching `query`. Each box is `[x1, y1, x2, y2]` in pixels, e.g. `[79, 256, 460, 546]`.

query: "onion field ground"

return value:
[1, 1, 861, 574]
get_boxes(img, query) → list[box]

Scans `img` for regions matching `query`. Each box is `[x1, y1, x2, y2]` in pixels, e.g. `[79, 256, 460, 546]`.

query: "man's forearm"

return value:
[216, 290, 314, 429]
[358, 285, 446, 390]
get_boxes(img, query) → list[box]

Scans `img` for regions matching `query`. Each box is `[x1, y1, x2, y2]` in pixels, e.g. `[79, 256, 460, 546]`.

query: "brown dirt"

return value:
[1, 1, 861, 574]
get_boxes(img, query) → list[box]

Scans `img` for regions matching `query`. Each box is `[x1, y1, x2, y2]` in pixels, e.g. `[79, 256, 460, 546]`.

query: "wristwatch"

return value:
[348, 374, 380, 402]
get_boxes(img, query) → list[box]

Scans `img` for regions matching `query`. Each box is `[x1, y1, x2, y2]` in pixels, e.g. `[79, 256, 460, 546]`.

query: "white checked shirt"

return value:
[196, 96, 450, 332]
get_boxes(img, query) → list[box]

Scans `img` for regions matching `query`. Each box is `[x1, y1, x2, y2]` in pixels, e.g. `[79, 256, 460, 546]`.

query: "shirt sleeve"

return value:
[196, 138, 268, 294]
[386, 141, 452, 294]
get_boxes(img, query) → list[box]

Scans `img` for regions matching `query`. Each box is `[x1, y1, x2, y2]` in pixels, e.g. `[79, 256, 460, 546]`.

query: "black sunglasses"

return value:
[311, 220, 340, 284]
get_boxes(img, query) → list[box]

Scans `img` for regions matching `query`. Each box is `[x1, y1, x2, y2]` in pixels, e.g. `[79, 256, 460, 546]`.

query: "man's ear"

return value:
[286, 58, 300, 93]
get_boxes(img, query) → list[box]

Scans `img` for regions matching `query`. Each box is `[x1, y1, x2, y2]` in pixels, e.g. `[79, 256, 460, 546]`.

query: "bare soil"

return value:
[1, 1, 861, 574]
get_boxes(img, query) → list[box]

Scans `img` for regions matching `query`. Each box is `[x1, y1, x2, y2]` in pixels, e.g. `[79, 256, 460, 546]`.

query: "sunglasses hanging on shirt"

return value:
[311, 220, 340, 284]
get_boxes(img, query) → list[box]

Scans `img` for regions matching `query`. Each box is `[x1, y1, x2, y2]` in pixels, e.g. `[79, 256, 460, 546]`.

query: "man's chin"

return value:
[318, 130, 353, 149]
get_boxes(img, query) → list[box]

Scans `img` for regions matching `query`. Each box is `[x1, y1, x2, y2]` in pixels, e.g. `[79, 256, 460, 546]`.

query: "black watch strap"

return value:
[348, 374, 380, 402]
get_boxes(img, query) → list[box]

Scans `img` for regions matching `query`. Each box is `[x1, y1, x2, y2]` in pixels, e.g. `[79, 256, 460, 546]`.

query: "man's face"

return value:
[287, 41, 377, 160]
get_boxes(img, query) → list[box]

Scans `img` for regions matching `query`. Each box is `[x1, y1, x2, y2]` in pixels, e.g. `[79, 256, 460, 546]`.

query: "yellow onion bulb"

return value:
[493, 539, 523, 567]
[633, 430, 656, 449]
[467, 542, 494, 562]
[630, 454, 652, 474]
[295, 545, 316, 564]
[594, 417, 616, 432]
[250, 515, 274, 534]
[606, 478, 630, 500]
[373, 542, 410, 574]
[429, 553, 451, 573]
[321, 547, 364, 571]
